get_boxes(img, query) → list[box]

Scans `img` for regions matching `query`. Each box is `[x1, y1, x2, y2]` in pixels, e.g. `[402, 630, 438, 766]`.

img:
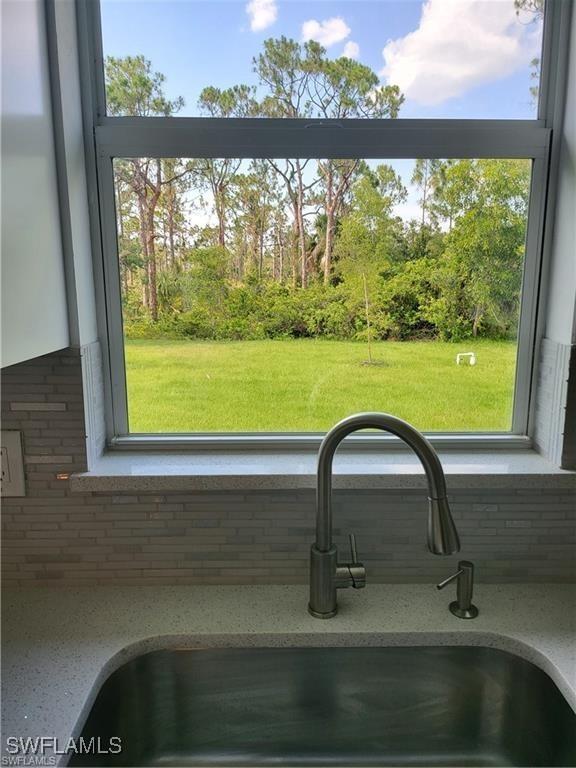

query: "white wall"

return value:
[534, 0, 576, 468]
[545, 0, 576, 346]
[49, 0, 98, 347]
[1, 0, 69, 368]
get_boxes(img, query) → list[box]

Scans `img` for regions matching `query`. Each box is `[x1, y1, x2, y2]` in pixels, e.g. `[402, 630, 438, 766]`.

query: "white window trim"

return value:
[74, 0, 571, 453]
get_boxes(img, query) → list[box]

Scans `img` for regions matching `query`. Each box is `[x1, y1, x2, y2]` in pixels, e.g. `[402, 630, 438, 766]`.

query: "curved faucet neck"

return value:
[316, 413, 448, 552]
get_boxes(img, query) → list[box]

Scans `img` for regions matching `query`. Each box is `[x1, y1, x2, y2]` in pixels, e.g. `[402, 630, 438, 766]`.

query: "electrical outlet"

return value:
[1, 431, 25, 497]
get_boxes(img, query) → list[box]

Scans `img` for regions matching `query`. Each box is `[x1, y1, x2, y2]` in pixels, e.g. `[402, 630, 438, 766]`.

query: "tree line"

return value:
[108, 37, 530, 344]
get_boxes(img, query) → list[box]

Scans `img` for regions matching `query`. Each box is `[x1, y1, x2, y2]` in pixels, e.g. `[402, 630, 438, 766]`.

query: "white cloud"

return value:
[302, 17, 351, 48]
[342, 41, 360, 60]
[380, 0, 541, 106]
[246, 0, 277, 32]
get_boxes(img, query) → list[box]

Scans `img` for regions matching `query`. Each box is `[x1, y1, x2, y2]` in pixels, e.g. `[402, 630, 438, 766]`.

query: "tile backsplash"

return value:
[2, 349, 575, 586]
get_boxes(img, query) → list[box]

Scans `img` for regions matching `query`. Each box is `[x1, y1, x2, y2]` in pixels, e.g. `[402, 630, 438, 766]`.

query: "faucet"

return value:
[309, 413, 461, 618]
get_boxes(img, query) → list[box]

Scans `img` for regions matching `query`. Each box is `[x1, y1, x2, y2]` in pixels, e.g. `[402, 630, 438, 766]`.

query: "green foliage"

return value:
[126, 281, 357, 341]
[426, 160, 529, 340]
[124, 316, 187, 340]
[108, 51, 532, 347]
[253, 36, 403, 119]
[125, 156, 531, 345]
[185, 246, 229, 308]
[301, 285, 355, 339]
[378, 259, 439, 340]
[335, 164, 406, 283]
[198, 85, 259, 117]
[105, 55, 184, 116]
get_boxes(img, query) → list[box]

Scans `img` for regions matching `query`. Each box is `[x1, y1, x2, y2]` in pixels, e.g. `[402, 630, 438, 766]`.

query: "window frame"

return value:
[75, 0, 569, 451]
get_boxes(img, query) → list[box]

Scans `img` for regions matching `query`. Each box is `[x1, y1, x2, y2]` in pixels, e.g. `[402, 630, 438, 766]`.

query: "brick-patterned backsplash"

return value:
[2, 349, 575, 586]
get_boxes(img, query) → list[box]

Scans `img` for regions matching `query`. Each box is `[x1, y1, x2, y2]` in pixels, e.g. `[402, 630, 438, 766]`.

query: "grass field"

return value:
[124, 338, 517, 433]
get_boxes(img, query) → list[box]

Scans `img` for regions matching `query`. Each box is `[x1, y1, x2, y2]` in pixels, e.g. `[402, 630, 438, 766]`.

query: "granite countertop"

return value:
[1, 584, 575, 764]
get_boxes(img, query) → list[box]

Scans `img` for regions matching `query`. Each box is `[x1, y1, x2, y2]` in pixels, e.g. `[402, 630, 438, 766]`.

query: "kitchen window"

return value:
[77, 0, 561, 448]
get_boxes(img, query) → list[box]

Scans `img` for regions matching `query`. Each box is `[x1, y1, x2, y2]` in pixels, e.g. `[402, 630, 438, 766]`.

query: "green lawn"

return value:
[125, 338, 517, 433]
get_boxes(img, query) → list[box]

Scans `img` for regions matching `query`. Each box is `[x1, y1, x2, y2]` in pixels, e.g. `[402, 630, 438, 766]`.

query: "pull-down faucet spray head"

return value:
[428, 497, 460, 555]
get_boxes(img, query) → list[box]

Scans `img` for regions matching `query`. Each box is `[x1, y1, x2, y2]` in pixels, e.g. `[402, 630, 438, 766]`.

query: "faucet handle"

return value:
[347, 532, 366, 589]
[348, 533, 359, 564]
[335, 533, 366, 590]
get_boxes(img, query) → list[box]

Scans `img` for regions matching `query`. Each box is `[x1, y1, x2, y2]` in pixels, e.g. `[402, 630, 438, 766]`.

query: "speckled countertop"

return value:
[2, 584, 575, 764]
[71, 449, 576, 491]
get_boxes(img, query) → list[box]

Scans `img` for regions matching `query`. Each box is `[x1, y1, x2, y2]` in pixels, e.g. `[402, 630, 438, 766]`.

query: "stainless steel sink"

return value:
[69, 646, 576, 767]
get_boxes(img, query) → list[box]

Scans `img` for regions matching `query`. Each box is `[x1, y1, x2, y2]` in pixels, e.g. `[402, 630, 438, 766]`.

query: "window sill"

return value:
[70, 448, 576, 493]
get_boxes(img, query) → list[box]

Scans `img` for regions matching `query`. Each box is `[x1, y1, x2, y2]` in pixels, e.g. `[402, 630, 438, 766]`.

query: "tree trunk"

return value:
[421, 162, 429, 227]
[168, 190, 176, 267]
[267, 159, 308, 287]
[215, 185, 226, 248]
[289, 200, 300, 288]
[137, 195, 149, 310]
[291, 219, 298, 289]
[145, 160, 163, 322]
[472, 306, 482, 337]
[323, 160, 358, 285]
[295, 161, 307, 288]
[276, 223, 284, 283]
[363, 272, 373, 364]
[259, 226, 264, 279]
[323, 165, 334, 285]
[297, 199, 306, 288]
[324, 209, 334, 285]
[116, 183, 130, 296]
[238, 235, 246, 281]
[146, 208, 158, 322]
[250, 222, 260, 277]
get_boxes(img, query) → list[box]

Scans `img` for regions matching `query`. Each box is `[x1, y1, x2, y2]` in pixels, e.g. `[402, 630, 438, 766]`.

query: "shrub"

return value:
[378, 259, 439, 340]
[177, 308, 216, 339]
[124, 316, 186, 339]
[303, 287, 355, 339]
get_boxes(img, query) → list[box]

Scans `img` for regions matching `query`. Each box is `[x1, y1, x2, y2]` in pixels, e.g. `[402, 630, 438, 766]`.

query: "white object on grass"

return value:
[456, 352, 476, 366]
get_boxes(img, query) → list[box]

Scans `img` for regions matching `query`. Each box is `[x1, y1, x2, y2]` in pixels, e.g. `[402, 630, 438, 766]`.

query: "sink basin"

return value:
[70, 645, 576, 767]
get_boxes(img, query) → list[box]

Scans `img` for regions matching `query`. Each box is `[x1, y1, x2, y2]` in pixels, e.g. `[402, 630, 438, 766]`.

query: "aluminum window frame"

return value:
[75, 0, 570, 451]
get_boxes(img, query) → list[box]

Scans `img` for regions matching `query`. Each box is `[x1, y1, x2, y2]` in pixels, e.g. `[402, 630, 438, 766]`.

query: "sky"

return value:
[101, 0, 543, 221]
